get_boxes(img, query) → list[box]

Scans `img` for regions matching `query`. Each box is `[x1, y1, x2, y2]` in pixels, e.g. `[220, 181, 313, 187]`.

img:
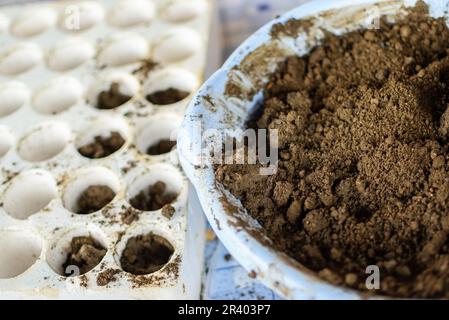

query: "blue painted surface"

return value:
[203, 232, 283, 300]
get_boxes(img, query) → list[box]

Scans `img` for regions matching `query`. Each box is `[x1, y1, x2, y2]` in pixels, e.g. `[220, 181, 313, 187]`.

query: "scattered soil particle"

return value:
[121, 206, 140, 225]
[2, 170, 18, 185]
[97, 269, 121, 286]
[146, 139, 177, 155]
[120, 233, 174, 275]
[78, 132, 125, 159]
[161, 204, 176, 219]
[130, 181, 177, 211]
[121, 160, 138, 175]
[216, 2, 449, 298]
[146, 88, 190, 105]
[77, 185, 116, 214]
[62, 236, 107, 276]
[79, 275, 88, 287]
[97, 82, 132, 109]
[133, 59, 158, 78]
[224, 253, 232, 261]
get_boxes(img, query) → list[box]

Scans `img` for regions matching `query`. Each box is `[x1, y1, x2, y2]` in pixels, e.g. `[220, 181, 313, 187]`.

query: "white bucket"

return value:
[178, 0, 447, 299]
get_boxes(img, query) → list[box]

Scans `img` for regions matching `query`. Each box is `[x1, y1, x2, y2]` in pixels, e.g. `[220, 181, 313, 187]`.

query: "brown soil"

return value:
[146, 88, 190, 105]
[161, 205, 176, 219]
[77, 185, 116, 214]
[216, 2, 449, 298]
[120, 233, 174, 275]
[121, 206, 140, 225]
[97, 269, 121, 286]
[147, 139, 177, 155]
[133, 59, 158, 78]
[62, 236, 107, 276]
[78, 132, 125, 159]
[130, 181, 177, 211]
[97, 82, 132, 109]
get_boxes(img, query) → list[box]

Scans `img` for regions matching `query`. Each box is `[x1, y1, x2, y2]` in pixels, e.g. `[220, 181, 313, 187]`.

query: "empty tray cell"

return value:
[47, 225, 108, 277]
[152, 27, 201, 63]
[127, 163, 183, 212]
[108, 0, 155, 28]
[118, 231, 174, 275]
[88, 72, 139, 110]
[10, 7, 56, 38]
[0, 229, 42, 279]
[18, 121, 71, 162]
[136, 112, 181, 156]
[0, 126, 13, 158]
[3, 169, 58, 220]
[143, 67, 198, 105]
[76, 116, 129, 159]
[160, 0, 207, 23]
[97, 33, 149, 67]
[0, 82, 30, 118]
[47, 38, 95, 72]
[0, 43, 43, 76]
[59, 1, 104, 32]
[62, 166, 120, 215]
[32, 77, 84, 115]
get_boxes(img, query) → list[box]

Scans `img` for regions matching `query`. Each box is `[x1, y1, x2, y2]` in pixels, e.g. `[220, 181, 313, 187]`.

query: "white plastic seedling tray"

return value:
[0, 0, 212, 299]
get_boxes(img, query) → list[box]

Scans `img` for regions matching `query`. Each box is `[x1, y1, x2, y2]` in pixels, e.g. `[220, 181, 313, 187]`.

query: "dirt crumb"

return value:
[78, 132, 125, 159]
[216, 2, 449, 298]
[77, 185, 116, 214]
[97, 269, 121, 286]
[130, 181, 177, 211]
[63, 236, 106, 276]
[161, 205, 176, 219]
[120, 233, 174, 275]
[121, 207, 140, 225]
